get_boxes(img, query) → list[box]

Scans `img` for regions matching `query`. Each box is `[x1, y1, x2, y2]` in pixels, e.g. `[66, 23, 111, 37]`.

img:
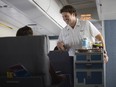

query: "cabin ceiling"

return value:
[0, 0, 62, 36]
[101, 0, 116, 20]
[0, 0, 116, 37]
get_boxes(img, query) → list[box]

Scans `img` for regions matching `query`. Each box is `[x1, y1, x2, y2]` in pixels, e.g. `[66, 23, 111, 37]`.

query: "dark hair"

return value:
[16, 26, 33, 36]
[60, 5, 77, 16]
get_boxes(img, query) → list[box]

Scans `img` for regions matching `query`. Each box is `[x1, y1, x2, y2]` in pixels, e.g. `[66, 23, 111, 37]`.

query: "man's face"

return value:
[61, 12, 75, 25]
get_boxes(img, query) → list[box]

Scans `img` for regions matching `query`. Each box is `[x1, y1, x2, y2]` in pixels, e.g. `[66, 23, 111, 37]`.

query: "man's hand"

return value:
[104, 53, 108, 63]
[57, 41, 66, 51]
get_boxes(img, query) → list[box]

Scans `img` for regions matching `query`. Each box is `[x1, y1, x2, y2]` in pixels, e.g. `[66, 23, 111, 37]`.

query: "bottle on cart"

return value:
[82, 37, 88, 49]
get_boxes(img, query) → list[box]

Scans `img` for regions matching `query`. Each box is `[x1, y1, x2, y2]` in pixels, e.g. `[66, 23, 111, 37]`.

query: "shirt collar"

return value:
[76, 18, 81, 27]
[66, 18, 81, 30]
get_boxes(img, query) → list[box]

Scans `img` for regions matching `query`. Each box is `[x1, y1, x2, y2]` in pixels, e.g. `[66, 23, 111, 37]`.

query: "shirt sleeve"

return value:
[88, 21, 101, 37]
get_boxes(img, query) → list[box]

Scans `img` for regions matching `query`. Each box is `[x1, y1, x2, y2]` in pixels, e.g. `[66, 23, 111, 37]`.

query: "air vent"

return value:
[27, 24, 37, 26]
[0, 0, 8, 8]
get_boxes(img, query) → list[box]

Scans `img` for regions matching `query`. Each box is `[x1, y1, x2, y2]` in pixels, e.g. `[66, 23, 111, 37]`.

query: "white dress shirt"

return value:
[58, 19, 100, 56]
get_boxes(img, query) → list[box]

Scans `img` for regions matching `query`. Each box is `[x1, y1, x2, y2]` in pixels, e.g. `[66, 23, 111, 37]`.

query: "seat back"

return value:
[48, 51, 74, 87]
[0, 35, 50, 87]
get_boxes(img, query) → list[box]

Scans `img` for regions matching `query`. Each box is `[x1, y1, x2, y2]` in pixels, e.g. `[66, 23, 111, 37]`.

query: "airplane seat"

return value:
[48, 51, 74, 87]
[0, 35, 57, 87]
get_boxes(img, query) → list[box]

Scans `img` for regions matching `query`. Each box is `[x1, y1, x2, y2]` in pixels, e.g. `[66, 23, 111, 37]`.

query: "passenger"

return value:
[54, 46, 58, 50]
[16, 26, 33, 36]
[57, 5, 108, 63]
[16, 26, 65, 85]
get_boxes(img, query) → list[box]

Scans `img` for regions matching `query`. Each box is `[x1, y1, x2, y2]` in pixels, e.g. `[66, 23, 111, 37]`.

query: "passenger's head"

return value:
[60, 5, 77, 25]
[16, 26, 33, 36]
